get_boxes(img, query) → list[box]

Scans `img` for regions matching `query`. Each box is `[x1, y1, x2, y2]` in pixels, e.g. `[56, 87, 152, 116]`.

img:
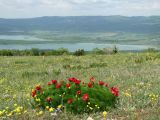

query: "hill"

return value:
[0, 16, 160, 34]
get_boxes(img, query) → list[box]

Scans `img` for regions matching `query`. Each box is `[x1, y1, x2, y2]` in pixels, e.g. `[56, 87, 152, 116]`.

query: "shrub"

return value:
[0, 50, 13, 56]
[74, 49, 85, 56]
[31, 77, 119, 114]
[112, 46, 118, 54]
[92, 48, 105, 55]
[145, 48, 158, 53]
[31, 48, 40, 56]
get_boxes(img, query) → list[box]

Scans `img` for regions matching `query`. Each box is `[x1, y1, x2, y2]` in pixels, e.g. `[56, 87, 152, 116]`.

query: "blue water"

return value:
[0, 43, 153, 52]
[0, 35, 155, 51]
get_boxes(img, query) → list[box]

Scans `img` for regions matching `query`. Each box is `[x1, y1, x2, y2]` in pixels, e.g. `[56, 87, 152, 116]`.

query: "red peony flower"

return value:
[36, 85, 41, 90]
[66, 83, 71, 89]
[105, 83, 109, 87]
[77, 90, 81, 95]
[82, 94, 89, 101]
[48, 82, 52, 86]
[99, 80, 105, 86]
[47, 97, 52, 102]
[68, 77, 77, 82]
[68, 77, 81, 85]
[88, 82, 93, 88]
[74, 79, 81, 85]
[90, 76, 95, 82]
[111, 87, 119, 97]
[52, 79, 57, 84]
[56, 83, 62, 89]
[32, 90, 37, 97]
[67, 98, 73, 104]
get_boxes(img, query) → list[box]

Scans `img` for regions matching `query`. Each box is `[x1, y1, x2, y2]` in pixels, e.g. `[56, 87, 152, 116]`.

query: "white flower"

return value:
[87, 116, 94, 120]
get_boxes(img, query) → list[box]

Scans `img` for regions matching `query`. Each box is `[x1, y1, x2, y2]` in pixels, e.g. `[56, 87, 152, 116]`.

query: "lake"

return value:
[0, 35, 156, 51]
[0, 43, 154, 52]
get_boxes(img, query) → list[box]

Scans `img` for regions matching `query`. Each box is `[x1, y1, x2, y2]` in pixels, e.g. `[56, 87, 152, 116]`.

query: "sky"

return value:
[0, 0, 160, 18]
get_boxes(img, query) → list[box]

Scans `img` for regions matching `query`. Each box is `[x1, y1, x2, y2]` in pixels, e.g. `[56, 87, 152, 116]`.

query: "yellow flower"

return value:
[14, 106, 23, 113]
[0, 111, 3, 116]
[15, 108, 21, 113]
[36, 98, 41, 102]
[14, 104, 17, 107]
[125, 93, 131, 97]
[46, 106, 49, 109]
[57, 105, 62, 109]
[122, 91, 131, 97]
[7, 112, 12, 117]
[36, 111, 43, 116]
[103, 111, 107, 117]
[49, 107, 54, 112]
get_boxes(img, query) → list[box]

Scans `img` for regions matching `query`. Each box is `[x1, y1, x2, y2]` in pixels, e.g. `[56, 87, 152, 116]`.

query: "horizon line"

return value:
[0, 15, 160, 19]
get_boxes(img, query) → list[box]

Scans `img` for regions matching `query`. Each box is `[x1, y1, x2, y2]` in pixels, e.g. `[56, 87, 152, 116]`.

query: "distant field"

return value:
[0, 52, 160, 119]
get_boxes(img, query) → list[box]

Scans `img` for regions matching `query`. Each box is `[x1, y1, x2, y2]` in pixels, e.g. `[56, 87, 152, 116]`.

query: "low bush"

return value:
[74, 49, 85, 56]
[31, 77, 119, 114]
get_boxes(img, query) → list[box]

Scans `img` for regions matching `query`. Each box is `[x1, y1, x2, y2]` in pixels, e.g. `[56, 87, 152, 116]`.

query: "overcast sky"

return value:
[0, 0, 160, 18]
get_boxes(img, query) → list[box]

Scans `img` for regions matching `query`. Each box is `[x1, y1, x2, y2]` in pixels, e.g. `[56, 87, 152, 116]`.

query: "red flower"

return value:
[67, 98, 73, 104]
[36, 85, 41, 90]
[47, 97, 52, 102]
[32, 90, 37, 97]
[99, 80, 105, 86]
[74, 79, 81, 85]
[68, 77, 81, 85]
[90, 76, 95, 82]
[66, 83, 71, 89]
[105, 83, 109, 87]
[56, 83, 62, 89]
[48, 82, 52, 86]
[52, 79, 57, 84]
[111, 87, 119, 97]
[77, 90, 81, 95]
[68, 77, 77, 82]
[88, 82, 93, 88]
[82, 94, 89, 101]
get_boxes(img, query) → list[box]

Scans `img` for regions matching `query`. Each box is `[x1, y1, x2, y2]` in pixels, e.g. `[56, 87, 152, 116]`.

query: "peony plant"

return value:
[31, 77, 119, 114]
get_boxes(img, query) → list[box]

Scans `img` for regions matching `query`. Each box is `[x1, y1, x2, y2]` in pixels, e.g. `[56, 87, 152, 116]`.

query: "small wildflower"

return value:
[0, 111, 3, 116]
[36, 98, 41, 102]
[87, 116, 94, 120]
[103, 111, 107, 118]
[58, 105, 62, 109]
[14, 104, 18, 107]
[24, 110, 27, 113]
[49, 107, 54, 112]
[37, 111, 43, 116]
[46, 106, 49, 110]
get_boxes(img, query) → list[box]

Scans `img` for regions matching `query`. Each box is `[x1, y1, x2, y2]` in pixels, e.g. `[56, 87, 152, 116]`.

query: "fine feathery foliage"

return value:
[31, 77, 119, 114]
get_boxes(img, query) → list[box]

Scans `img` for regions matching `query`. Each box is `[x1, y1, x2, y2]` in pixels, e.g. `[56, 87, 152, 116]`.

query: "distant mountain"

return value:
[0, 16, 160, 34]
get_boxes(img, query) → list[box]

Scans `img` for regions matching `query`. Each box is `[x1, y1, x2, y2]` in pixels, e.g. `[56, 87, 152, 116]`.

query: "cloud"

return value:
[0, 0, 160, 18]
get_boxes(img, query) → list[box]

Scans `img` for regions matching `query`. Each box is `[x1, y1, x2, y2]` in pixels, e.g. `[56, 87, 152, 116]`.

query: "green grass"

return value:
[0, 52, 160, 119]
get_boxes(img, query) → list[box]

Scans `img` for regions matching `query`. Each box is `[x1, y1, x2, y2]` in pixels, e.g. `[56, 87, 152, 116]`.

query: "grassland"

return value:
[0, 52, 160, 120]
